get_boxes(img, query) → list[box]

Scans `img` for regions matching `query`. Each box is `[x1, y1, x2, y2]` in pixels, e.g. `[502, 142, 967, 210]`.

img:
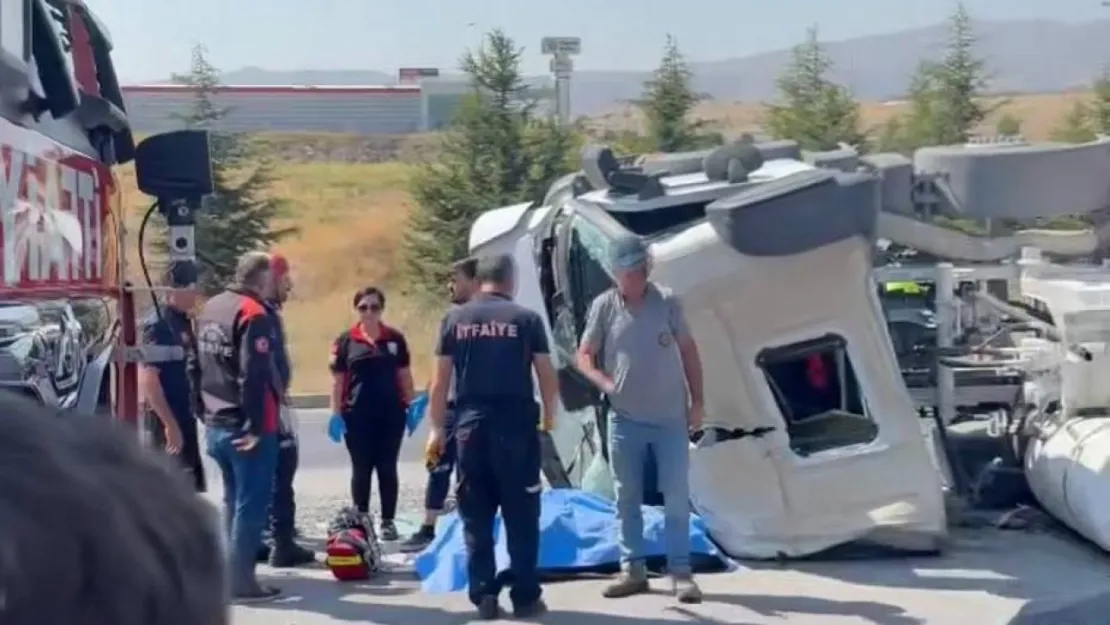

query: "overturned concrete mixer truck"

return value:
[465, 134, 1110, 560]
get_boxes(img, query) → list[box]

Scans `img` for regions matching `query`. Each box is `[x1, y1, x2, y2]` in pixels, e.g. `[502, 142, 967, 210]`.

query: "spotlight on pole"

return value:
[541, 36, 581, 126]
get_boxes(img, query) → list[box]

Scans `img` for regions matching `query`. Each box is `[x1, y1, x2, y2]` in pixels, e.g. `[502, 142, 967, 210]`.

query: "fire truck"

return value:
[0, 0, 211, 423]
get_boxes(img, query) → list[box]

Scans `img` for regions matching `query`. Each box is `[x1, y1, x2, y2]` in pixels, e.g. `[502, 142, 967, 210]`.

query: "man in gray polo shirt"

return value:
[576, 236, 705, 603]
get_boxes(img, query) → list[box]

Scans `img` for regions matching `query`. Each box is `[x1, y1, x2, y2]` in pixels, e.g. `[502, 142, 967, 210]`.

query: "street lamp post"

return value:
[541, 36, 580, 125]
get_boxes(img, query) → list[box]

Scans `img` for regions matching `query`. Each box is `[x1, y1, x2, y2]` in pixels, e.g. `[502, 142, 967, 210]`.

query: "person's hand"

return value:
[424, 425, 446, 468]
[687, 402, 704, 432]
[598, 379, 616, 395]
[162, 420, 184, 455]
[326, 413, 346, 443]
[540, 410, 554, 432]
[232, 433, 258, 452]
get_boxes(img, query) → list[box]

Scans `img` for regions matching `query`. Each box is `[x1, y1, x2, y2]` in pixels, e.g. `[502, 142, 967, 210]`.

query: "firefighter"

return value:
[138, 268, 205, 492]
[426, 253, 560, 620]
[400, 256, 479, 553]
[259, 253, 315, 567]
[327, 286, 416, 541]
[196, 251, 283, 602]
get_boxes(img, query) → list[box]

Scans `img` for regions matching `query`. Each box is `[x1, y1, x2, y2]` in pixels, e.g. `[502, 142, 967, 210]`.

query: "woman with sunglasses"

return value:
[327, 286, 415, 540]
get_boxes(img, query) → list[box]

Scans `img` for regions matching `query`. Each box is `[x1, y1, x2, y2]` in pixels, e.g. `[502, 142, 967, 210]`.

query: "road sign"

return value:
[541, 36, 581, 55]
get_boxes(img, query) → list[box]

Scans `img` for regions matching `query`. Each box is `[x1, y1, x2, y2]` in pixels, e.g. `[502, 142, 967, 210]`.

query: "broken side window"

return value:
[757, 333, 879, 457]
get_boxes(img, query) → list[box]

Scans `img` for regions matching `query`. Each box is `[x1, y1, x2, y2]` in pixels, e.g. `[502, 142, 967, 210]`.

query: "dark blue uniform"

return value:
[265, 300, 298, 545]
[435, 293, 549, 609]
[140, 307, 205, 492]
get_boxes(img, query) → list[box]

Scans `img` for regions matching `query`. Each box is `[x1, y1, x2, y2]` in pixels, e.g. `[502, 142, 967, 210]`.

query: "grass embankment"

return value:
[591, 92, 1092, 141]
[118, 160, 438, 394]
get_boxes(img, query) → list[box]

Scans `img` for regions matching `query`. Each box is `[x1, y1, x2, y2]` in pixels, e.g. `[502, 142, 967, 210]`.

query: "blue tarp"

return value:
[414, 489, 734, 593]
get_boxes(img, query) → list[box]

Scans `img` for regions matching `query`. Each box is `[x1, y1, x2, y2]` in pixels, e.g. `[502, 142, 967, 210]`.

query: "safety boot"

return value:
[476, 595, 500, 620]
[673, 575, 703, 604]
[232, 584, 281, 604]
[602, 570, 650, 598]
[512, 598, 548, 619]
[269, 541, 316, 568]
[399, 525, 435, 553]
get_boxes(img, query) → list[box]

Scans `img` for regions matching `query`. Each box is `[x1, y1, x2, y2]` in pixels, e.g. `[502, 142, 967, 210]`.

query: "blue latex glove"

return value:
[326, 413, 346, 443]
[406, 391, 429, 436]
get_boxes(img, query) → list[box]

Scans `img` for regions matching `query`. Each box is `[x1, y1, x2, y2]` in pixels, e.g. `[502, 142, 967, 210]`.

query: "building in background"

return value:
[122, 78, 558, 135]
[121, 84, 424, 135]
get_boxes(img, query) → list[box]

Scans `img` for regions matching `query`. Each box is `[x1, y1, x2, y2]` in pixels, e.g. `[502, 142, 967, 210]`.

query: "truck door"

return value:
[543, 202, 623, 487]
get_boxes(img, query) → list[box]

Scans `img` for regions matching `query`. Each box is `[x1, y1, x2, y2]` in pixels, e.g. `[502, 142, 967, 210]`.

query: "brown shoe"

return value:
[674, 576, 702, 604]
[602, 573, 650, 598]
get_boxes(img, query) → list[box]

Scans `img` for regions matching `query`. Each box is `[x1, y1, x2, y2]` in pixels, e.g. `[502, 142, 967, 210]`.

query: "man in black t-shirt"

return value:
[425, 254, 560, 620]
[139, 274, 204, 492]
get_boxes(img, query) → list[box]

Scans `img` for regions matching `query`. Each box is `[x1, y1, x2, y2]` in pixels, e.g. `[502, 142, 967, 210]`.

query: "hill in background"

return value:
[207, 18, 1110, 115]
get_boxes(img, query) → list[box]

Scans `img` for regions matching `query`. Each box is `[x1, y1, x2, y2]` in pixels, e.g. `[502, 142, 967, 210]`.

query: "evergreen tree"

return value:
[1051, 101, 1096, 143]
[994, 113, 1022, 136]
[403, 30, 575, 294]
[160, 44, 293, 294]
[635, 36, 720, 152]
[1052, 70, 1110, 142]
[885, 3, 994, 151]
[1089, 70, 1110, 134]
[763, 27, 866, 151]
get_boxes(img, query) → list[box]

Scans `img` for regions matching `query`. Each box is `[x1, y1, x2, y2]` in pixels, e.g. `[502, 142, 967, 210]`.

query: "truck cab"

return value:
[469, 142, 947, 559]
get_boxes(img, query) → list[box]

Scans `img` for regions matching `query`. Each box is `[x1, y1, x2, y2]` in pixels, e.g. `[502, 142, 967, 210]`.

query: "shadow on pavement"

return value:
[247, 570, 923, 625]
[783, 527, 1110, 600]
[680, 592, 923, 625]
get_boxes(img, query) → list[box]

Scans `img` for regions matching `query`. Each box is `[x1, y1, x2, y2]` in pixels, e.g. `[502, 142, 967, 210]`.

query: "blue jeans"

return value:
[608, 412, 691, 576]
[206, 427, 279, 590]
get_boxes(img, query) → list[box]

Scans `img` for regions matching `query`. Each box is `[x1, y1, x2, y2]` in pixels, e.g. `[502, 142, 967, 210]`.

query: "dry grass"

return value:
[109, 91, 1092, 393]
[590, 91, 1094, 141]
[117, 160, 439, 394]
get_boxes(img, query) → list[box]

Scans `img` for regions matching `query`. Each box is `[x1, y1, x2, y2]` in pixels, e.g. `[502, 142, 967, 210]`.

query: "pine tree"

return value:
[887, 3, 994, 151]
[1050, 101, 1095, 143]
[763, 27, 867, 151]
[994, 113, 1022, 136]
[1089, 70, 1110, 134]
[160, 44, 294, 294]
[636, 36, 720, 152]
[403, 30, 576, 294]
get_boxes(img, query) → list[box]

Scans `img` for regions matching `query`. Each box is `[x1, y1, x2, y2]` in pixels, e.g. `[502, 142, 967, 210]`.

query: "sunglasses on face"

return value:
[357, 302, 382, 313]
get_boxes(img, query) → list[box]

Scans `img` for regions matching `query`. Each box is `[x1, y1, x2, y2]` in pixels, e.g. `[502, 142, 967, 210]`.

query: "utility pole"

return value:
[541, 36, 580, 125]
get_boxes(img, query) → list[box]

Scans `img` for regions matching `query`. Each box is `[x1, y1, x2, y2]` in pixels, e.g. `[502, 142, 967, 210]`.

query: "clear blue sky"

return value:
[97, 0, 1106, 82]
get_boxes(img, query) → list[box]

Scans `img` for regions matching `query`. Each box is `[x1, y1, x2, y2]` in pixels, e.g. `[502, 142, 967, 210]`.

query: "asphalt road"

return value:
[293, 408, 429, 470]
[201, 408, 436, 533]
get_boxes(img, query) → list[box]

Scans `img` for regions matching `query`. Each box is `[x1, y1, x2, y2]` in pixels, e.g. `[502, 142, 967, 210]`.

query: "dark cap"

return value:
[610, 235, 648, 270]
[162, 261, 198, 288]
